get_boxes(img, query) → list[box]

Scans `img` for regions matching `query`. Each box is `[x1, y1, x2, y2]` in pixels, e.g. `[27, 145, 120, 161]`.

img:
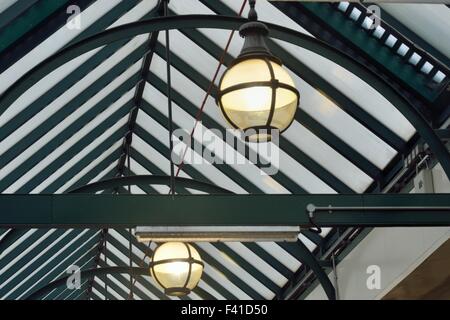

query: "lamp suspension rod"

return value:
[163, 0, 175, 196]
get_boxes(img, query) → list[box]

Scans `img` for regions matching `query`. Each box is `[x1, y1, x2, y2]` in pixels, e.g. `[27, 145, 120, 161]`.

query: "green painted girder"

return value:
[101, 249, 168, 301]
[0, 34, 147, 166]
[20, 240, 99, 300]
[0, 228, 8, 238]
[0, 96, 137, 195]
[194, 286, 217, 301]
[278, 240, 335, 300]
[130, 134, 228, 196]
[130, 150, 206, 195]
[140, 95, 281, 194]
[49, 281, 87, 300]
[0, 228, 28, 256]
[49, 255, 95, 300]
[18, 119, 129, 194]
[288, 226, 363, 300]
[73, 175, 233, 195]
[6, 230, 99, 300]
[0, 229, 79, 297]
[154, 41, 381, 180]
[96, 262, 139, 301]
[134, 119, 265, 194]
[285, 133, 354, 193]
[19, 248, 97, 301]
[0, 2, 155, 143]
[299, 2, 441, 102]
[242, 243, 293, 280]
[213, 242, 280, 294]
[0, 0, 69, 54]
[0, 0, 40, 30]
[300, 229, 324, 247]
[151, 42, 352, 194]
[114, 175, 151, 195]
[295, 109, 381, 179]
[0, 229, 55, 277]
[130, 146, 170, 177]
[117, 187, 133, 194]
[44, 258, 93, 301]
[375, 6, 450, 69]
[0, 52, 144, 192]
[190, 243, 265, 300]
[44, 281, 83, 301]
[117, 35, 162, 180]
[67, 148, 121, 193]
[28, 266, 151, 300]
[145, 69, 308, 194]
[269, 41, 406, 154]
[92, 281, 115, 300]
[1, 16, 448, 181]
[37, 126, 128, 194]
[0, 39, 130, 143]
[197, 0, 405, 154]
[74, 286, 90, 301]
[66, 0, 145, 47]
[2, 194, 450, 228]
[57, 280, 90, 301]
[99, 257, 173, 301]
[84, 241, 106, 300]
[127, 170, 162, 195]
[65, 149, 123, 193]
[128, 149, 192, 195]
[115, 228, 236, 300]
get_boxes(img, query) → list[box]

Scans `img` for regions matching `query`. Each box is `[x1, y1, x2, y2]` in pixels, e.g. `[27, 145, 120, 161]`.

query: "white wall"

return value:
[305, 164, 450, 300]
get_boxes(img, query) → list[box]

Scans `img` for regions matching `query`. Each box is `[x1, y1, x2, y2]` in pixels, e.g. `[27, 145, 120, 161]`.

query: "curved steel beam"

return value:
[68, 175, 233, 194]
[297, 240, 336, 301]
[0, 15, 449, 180]
[26, 266, 147, 300]
[280, 241, 336, 300]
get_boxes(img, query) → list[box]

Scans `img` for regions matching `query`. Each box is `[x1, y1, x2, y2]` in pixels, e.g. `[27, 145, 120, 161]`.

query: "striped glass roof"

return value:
[0, 0, 449, 300]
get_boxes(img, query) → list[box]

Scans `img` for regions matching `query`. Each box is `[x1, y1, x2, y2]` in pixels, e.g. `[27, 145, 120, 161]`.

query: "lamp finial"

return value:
[248, 0, 257, 21]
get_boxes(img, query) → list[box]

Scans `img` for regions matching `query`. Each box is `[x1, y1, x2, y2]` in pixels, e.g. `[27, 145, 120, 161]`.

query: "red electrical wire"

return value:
[174, 0, 248, 178]
[132, 1, 249, 285]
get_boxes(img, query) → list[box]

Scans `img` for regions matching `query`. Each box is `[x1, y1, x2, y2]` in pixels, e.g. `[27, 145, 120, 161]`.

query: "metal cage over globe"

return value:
[149, 242, 204, 296]
[217, 4, 299, 142]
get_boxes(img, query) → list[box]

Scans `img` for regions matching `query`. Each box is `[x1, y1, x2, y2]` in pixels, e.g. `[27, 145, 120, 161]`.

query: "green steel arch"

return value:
[68, 175, 233, 194]
[0, 14, 449, 181]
